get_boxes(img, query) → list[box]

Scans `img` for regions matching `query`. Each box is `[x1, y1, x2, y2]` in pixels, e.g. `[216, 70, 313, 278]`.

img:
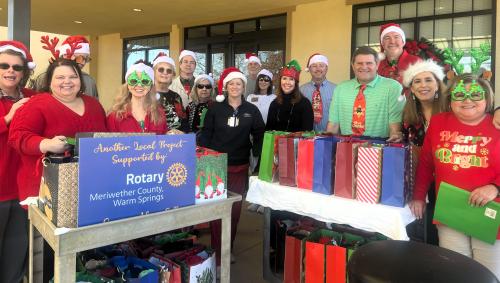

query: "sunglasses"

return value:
[259, 77, 271, 82]
[157, 67, 174, 74]
[128, 78, 153, 87]
[0, 63, 24, 72]
[197, 84, 212, 90]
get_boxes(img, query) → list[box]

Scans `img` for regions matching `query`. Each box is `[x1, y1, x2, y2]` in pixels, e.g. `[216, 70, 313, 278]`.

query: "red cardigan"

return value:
[106, 108, 167, 134]
[414, 112, 500, 238]
[8, 93, 107, 202]
[0, 88, 37, 201]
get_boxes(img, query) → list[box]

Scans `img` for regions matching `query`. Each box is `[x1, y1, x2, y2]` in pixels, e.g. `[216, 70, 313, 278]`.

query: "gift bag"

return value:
[149, 255, 182, 283]
[304, 229, 344, 283]
[176, 249, 216, 283]
[279, 137, 297, 187]
[334, 142, 361, 199]
[355, 146, 382, 204]
[284, 227, 314, 283]
[195, 147, 228, 203]
[297, 139, 315, 190]
[380, 146, 408, 207]
[38, 157, 79, 228]
[408, 145, 421, 199]
[259, 131, 289, 182]
[312, 137, 339, 195]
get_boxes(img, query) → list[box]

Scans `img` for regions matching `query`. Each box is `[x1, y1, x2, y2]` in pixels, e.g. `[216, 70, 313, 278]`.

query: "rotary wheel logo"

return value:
[167, 163, 188, 187]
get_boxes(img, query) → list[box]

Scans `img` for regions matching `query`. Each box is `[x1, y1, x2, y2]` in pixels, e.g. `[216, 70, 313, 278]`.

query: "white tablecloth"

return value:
[247, 176, 415, 240]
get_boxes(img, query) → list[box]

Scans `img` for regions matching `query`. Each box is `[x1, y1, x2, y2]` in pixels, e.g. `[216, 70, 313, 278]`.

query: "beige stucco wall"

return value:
[290, 0, 353, 85]
[95, 33, 123, 111]
[496, 2, 500, 106]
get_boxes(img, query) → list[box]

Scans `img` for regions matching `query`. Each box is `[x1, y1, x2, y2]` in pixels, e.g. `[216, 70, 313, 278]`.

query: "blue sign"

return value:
[77, 134, 196, 227]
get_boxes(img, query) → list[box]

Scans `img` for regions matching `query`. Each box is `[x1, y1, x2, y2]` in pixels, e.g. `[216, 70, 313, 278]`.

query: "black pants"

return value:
[0, 200, 28, 283]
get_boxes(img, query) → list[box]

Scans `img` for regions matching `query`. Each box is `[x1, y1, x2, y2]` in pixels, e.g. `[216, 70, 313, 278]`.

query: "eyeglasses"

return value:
[450, 80, 485, 102]
[259, 77, 271, 82]
[157, 67, 174, 75]
[197, 84, 212, 90]
[127, 77, 153, 87]
[74, 55, 91, 64]
[0, 63, 24, 72]
[451, 91, 485, 102]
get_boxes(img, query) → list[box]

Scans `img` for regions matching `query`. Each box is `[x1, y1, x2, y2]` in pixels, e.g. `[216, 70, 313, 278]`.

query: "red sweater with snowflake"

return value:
[106, 108, 167, 134]
[414, 112, 500, 239]
[8, 93, 107, 202]
[0, 88, 37, 201]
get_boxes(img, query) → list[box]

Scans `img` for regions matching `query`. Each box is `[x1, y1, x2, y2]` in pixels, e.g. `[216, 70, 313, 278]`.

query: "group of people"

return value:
[1, 20, 500, 281]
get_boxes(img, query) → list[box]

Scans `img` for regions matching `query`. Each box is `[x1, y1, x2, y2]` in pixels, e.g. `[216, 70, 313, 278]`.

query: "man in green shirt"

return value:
[326, 46, 404, 141]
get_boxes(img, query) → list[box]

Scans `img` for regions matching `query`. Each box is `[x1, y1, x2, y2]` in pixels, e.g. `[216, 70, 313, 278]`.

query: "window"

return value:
[185, 14, 286, 83]
[352, 0, 495, 73]
[123, 34, 169, 80]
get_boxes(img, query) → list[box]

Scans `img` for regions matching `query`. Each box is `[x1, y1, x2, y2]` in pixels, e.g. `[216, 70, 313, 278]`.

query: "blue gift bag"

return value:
[380, 146, 408, 207]
[312, 137, 339, 195]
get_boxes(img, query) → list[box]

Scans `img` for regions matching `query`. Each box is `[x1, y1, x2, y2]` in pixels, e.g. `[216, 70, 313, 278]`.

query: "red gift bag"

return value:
[326, 245, 346, 283]
[305, 229, 346, 283]
[284, 234, 306, 283]
[334, 141, 363, 199]
[279, 137, 297, 187]
[297, 139, 314, 190]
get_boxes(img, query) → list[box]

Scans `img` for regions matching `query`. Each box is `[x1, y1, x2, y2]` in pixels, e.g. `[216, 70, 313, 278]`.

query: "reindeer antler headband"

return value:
[40, 35, 82, 63]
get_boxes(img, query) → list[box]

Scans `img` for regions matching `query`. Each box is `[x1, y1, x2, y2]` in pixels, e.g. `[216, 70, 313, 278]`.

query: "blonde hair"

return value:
[109, 83, 164, 125]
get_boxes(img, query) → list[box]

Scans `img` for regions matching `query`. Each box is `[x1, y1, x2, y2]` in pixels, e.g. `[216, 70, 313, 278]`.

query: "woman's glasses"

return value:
[197, 84, 212, 90]
[157, 67, 174, 75]
[127, 77, 153, 87]
[451, 80, 485, 102]
[259, 77, 271, 82]
[0, 63, 24, 72]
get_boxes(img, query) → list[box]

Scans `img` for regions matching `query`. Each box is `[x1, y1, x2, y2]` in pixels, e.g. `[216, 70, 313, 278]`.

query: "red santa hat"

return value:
[59, 35, 90, 57]
[0, 40, 36, 69]
[216, 67, 247, 102]
[179, 50, 196, 62]
[379, 23, 406, 53]
[402, 59, 444, 88]
[244, 52, 261, 65]
[305, 53, 328, 72]
[152, 52, 176, 69]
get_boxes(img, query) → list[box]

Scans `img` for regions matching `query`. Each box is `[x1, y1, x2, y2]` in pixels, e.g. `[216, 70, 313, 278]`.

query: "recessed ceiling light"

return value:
[132, 8, 142, 12]
[74, 20, 83, 24]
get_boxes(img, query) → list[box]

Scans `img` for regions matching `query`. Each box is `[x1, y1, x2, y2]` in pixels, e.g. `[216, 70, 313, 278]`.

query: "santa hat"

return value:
[305, 53, 328, 72]
[216, 67, 247, 102]
[0, 41, 36, 69]
[179, 50, 196, 62]
[280, 59, 301, 81]
[257, 69, 273, 80]
[402, 59, 444, 88]
[59, 35, 90, 57]
[244, 52, 261, 66]
[379, 23, 406, 53]
[125, 61, 155, 84]
[194, 74, 215, 87]
[152, 52, 176, 69]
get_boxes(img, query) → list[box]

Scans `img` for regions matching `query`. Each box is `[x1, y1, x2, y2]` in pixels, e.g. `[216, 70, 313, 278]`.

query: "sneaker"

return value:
[247, 203, 259, 212]
[231, 253, 236, 264]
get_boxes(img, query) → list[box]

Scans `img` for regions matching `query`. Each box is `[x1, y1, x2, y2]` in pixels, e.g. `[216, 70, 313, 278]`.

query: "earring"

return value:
[434, 92, 438, 99]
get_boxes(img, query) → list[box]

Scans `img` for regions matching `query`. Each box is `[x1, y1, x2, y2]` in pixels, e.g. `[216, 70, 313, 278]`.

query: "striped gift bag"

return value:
[355, 146, 382, 204]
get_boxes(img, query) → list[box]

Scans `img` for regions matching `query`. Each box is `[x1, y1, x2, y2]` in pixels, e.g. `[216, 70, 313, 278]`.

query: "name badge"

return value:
[227, 116, 239, 127]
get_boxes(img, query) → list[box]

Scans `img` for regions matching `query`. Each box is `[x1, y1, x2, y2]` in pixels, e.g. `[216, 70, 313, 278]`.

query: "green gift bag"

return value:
[258, 131, 289, 182]
[434, 182, 500, 244]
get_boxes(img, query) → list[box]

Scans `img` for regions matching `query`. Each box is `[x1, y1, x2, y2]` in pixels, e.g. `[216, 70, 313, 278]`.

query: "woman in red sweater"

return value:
[410, 73, 500, 278]
[0, 40, 37, 283]
[9, 58, 107, 204]
[107, 61, 167, 134]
